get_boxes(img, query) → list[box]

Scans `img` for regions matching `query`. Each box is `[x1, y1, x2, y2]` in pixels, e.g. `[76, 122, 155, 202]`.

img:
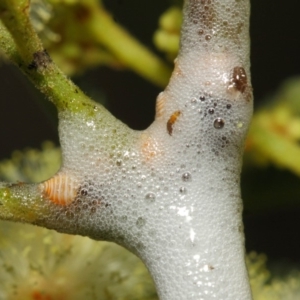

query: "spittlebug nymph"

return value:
[228, 67, 248, 94]
[40, 173, 79, 206]
[155, 92, 166, 118]
[167, 111, 181, 135]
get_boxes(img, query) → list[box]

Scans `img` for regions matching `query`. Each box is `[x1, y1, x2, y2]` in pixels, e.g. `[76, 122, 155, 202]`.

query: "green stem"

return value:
[0, 182, 49, 223]
[0, 20, 20, 63]
[0, 0, 43, 63]
[0, 0, 104, 113]
[86, 1, 172, 87]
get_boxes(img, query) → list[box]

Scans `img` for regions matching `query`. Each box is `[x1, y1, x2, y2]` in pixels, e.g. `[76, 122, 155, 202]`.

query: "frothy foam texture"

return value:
[1, 1, 253, 299]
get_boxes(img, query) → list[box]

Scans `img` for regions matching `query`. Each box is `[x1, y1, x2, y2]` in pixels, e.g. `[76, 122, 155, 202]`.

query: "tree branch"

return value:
[0, 0, 253, 299]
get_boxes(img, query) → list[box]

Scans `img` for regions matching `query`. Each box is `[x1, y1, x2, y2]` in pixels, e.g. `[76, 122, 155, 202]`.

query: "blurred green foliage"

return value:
[29, 0, 172, 86]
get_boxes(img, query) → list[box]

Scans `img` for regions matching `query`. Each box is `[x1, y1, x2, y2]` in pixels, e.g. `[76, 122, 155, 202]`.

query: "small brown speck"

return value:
[28, 50, 52, 71]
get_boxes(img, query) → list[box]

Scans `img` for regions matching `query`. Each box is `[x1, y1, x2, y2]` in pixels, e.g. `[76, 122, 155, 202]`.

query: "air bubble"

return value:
[200, 264, 214, 272]
[145, 192, 156, 203]
[93, 199, 102, 206]
[120, 215, 127, 222]
[200, 96, 205, 101]
[214, 118, 225, 129]
[182, 172, 192, 182]
[226, 104, 232, 109]
[123, 151, 130, 160]
[65, 211, 74, 219]
[136, 217, 146, 228]
[116, 159, 122, 166]
[205, 35, 212, 41]
[208, 108, 215, 114]
[179, 187, 187, 194]
[80, 189, 88, 196]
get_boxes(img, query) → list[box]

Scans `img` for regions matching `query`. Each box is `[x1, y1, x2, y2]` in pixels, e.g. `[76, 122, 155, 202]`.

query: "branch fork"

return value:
[0, 0, 253, 299]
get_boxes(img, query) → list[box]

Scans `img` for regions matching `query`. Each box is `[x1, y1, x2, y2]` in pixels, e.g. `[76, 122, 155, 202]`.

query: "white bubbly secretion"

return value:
[1, 0, 253, 299]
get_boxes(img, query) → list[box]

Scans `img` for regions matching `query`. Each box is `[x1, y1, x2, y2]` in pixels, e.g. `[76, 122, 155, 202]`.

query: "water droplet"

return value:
[236, 121, 244, 128]
[208, 108, 215, 114]
[205, 35, 212, 41]
[214, 118, 225, 129]
[145, 192, 156, 203]
[179, 187, 187, 194]
[80, 189, 88, 196]
[86, 120, 95, 128]
[182, 172, 192, 182]
[123, 151, 130, 159]
[92, 199, 100, 206]
[136, 217, 146, 228]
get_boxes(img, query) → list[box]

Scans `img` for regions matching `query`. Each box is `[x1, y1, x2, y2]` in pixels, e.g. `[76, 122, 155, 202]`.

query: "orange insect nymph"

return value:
[167, 110, 181, 135]
[40, 173, 79, 206]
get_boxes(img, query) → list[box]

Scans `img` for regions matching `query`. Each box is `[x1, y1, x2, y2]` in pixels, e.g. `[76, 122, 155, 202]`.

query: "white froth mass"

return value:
[0, 0, 253, 299]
